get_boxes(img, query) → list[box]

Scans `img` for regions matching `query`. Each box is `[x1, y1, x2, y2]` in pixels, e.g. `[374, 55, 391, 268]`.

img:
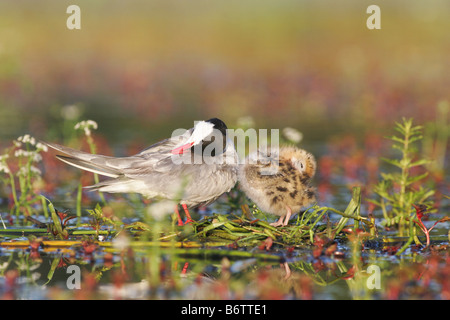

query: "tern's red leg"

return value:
[181, 262, 189, 275]
[182, 203, 194, 224]
[174, 205, 184, 226]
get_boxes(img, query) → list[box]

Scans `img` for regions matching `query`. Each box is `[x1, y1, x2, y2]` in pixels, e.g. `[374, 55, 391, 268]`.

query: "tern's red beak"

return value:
[171, 142, 194, 155]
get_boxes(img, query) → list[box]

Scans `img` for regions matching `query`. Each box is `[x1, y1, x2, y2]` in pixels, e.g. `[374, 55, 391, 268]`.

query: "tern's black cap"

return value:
[206, 118, 227, 134]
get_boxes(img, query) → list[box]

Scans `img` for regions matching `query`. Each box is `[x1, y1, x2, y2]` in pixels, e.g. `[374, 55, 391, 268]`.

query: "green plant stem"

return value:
[327, 207, 369, 225]
[395, 236, 414, 255]
[380, 198, 388, 222]
[86, 135, 106, 205]
[40, 196, 49, 220]
[333, 187, 367, 236]
[8, 169, 18, 213]
[0, 228, 113, 236]
[76, 182, 82, 224]
[398, 124, 410, 236]
[396, 216, 415, 255]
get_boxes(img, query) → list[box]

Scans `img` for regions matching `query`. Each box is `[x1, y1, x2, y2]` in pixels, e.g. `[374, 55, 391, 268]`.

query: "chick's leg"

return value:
[282, 206, 292, 226]
[270, 215, 284, 227]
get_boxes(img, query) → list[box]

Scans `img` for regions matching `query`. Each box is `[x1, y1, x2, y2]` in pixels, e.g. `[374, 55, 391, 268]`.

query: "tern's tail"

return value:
[44, 142, 122, 178]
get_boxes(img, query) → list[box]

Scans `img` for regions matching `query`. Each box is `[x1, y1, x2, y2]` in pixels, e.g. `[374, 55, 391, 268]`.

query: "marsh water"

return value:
[0, 115, 448, 300]
[1, 0, 450, 301]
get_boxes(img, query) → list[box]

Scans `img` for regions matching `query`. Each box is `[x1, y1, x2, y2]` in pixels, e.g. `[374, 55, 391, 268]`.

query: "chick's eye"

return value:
[300, 162, 304, 169]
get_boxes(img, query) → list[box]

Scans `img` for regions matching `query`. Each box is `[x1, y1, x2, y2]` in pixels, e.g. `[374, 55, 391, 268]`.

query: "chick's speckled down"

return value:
[239, 146, 316, 226]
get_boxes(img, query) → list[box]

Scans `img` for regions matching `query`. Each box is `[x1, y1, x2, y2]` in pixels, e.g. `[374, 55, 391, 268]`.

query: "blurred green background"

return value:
[0, 0, 449, 145]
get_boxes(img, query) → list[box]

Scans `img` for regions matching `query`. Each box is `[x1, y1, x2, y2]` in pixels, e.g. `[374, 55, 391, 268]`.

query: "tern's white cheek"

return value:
[191, 121, 215, 145]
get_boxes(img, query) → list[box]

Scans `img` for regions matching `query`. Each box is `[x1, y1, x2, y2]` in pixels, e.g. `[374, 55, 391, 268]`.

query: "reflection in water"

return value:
[1, 237, 449, 300]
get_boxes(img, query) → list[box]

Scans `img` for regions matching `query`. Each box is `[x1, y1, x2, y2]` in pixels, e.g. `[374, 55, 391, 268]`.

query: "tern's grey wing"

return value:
[126, 128, 194, 173]
[137, 128, 193, 157]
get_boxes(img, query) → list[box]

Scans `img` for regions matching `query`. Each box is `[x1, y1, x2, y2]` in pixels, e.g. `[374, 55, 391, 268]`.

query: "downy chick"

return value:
[239, 146, 316, 227]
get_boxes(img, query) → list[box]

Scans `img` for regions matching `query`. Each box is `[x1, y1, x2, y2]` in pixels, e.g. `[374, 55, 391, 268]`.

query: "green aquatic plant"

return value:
[0, 135, 48, 219]
[74, 119, 106, 212]
[370, 118, 434, 238]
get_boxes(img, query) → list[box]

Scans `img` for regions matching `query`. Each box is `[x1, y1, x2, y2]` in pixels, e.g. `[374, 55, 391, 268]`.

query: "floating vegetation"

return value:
[0, 2, 449, 301]
[0, 116, 448, 300]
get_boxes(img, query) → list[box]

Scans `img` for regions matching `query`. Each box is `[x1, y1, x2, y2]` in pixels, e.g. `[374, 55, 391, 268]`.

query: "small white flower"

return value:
[61, 104, 81, 120]
[236, 116, 255, 129]
[19, 134, 36, 145]
[15, 260, 27, 271]
[15, 134, 37, 146]
[31, 272, 41, 282]
[14, 149, 25, 157]
[29, 264, 41, 272]
[30, 166, 42, 175]
[36, 142, 48, 152]
[13, 149, 42, 162]
[16, 167, 26, 176]
[282, 127, 303, 144]
[113, 233, 130, 251]
[31, 153, 42, 162]
[86, 120, 98, 129]
[0, 163, 10, 174]
[75, 120, 98, 136]
[147, 200, 176, 221]
[17, 165, 41, 177]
